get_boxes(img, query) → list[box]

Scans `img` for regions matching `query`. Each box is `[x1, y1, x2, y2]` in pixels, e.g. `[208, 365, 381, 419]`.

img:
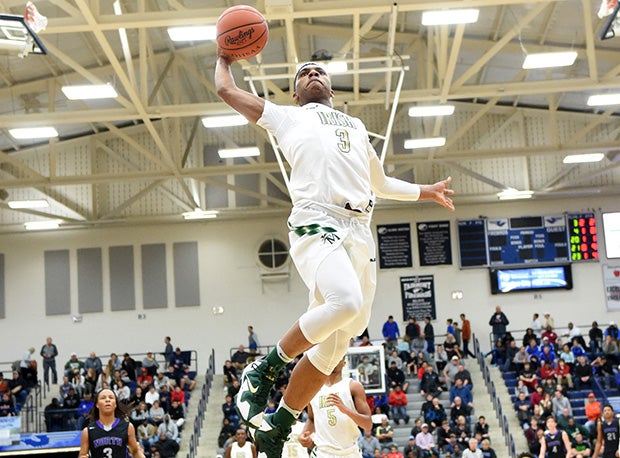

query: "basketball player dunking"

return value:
[593, 404, 620, 458]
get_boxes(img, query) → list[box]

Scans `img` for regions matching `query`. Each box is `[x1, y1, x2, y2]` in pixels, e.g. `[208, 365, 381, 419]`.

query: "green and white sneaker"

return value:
[235, 358, 279, 429]
[254, 414, 291, 458]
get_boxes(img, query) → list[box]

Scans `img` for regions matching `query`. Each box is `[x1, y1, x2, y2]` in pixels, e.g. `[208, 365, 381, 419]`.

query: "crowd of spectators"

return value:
[489, 311, 620, 457]
[0, 336, 197, 458]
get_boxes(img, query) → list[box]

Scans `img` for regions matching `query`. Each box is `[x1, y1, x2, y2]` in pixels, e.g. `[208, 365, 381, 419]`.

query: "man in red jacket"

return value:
[388, 384, 409, 425]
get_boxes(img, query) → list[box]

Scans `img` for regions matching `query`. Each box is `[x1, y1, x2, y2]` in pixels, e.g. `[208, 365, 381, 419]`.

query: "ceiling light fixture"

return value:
[404, 137, 446, 149]
[587, 93, 620, 106]
[8, 199, 49, 209]
[522, 51, 578, 69]
[218, 146, 260, 159]
[563, 153, 605, 164]
[201, 115, 248, 128]
[408, 105, 455, 117]
[24, 220, 60, 230]
[61, 84, 118, 100]
[421, 9, 479, 26]
[497, 189, 534, 200]
[326, 61, 348, 74]
[167, 26, 216, 42]
[182, 208, 219, 220]
[9, 127, 58, 139]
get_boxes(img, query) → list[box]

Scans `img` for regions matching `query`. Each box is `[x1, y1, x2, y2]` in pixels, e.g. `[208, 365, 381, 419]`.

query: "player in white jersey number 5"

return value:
[298, 359, 372, 458]
[215, 53, 455, 458]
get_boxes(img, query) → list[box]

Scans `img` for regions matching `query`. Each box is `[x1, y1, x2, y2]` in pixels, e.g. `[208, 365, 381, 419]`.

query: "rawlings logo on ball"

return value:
[225, 28, 255, 46]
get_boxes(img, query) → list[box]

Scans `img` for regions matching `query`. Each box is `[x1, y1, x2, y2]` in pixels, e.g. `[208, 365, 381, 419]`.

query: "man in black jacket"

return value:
[420, 364, 443, 398]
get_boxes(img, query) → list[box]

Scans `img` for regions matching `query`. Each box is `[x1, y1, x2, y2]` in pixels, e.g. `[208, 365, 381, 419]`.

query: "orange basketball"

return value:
[216, 5, 268, 61]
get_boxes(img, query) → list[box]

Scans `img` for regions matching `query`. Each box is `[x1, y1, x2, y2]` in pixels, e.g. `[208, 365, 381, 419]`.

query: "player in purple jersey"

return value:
[79, 388, 145, 458]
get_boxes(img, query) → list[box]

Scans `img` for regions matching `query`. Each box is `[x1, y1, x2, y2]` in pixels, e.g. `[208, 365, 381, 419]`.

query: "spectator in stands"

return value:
[424, 397, 447, 431]
[592, 355, 616, 389]
[387, 349, 404, 370]
[387, 361, 409, 393]
[530, 384, 544, 407]
[516, 380, 529, 397]
[450, 378, 473, 410]
[454, 364, 473, 388]
[558, 344, 575, 368]
[512, 346, 531, 374]
[122, 353, 137, 381]
[64, 353, 84, 377]
[531, 313, 543, 338]
[76, 392, 94, 430]
[443, 356, 461, 387]
[0, 392, 14, 418]
[604, 321, 619, 340]
[141, 352, 159, 376]
[388, 384, 409, 425]
[433, 345, 448, 374]
[106, 353, 122, 375]
[502, 340, 520, 372]
[40, 337, 58, 387]
[8, 371, 28, 413]
[474, 416, 489, 441]
[539, 360, 556, 382]
[543, 312, 555, 329]
[144, 385, 159, 408]
[218, 417, 236, 448]
[436, 420, 454, 450]
[152, 430, 180, 457]
[515, 391, 533, 428]
[570, 431, 592, 457]
[223, 360, 237, 387]
[454, 415, 471, 450]
[602, 334, 619, 365]
[411, 334, 430, 363]
[149, 399, 165, 425]
[415, 423, 438, 456]
[84, 352, 103, 376]
[485, 340, 505, 367]
[489, 306, 509, 345]
[154, 371, 171, 392]
[462, 438, 483, 458]
[523, 327, 539, 348]
[43, 397, 63, 430]
[551, 389, 572, 417]
[420, 364, 443, 398]
[403, 435, 421, 458]
[359, 429, 381, 458]
[376, 416, 395, 453]
[563, 416, 589, 444]
[584, 392, 601, 434]
[423, 317, 435, 353]
[382, 315, 400, 351]
[137, 418, 156, 450]
[588, 321, 603, 356]
[358, 335, 373, 347]
[571, 339, 587, 360]
[442, 433, 460, 457]
[450, 396, 471, 427]
[479, 439, 496, 458]
[542, 378, 556, 397]
[131, 401, 150, 427]
[168, 400, 185, 430]
[231, 345, 251, 371]
[247, 325, 261, 355]
[555, 359, 573, 389]
[222, 393, 239, 429]
[542, 326, 558, 348]
[138, 367, 153, 387]
[444, 334, 462, 361]
[115, 379, 130, 404]
[405, 317, 421, 346]
[573, 355, 593, 389]
[163, 336, 174, 364]
[519, 362, 538, 393]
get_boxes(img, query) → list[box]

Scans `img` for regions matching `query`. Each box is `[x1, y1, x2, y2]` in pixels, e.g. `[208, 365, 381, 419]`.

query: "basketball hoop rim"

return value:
[0, 13, 47, 55]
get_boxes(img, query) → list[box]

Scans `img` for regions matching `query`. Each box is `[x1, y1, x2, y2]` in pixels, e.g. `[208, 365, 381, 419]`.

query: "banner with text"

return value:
[400, 275, 436, 321]
[416, 220, 452, 266]
[603, 264, 620, 311]
[377, 223, 412, 269]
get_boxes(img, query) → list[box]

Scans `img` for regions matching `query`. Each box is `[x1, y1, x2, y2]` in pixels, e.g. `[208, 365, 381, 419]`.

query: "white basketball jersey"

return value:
[257, 101, 375, 212]
[282, 421, 310, 458]
[310, 378, 361, 451]
[231, 441, 253, 458]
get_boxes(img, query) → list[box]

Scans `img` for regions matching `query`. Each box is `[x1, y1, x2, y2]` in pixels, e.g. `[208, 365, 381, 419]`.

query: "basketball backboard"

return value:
[0, 14, 47, 57]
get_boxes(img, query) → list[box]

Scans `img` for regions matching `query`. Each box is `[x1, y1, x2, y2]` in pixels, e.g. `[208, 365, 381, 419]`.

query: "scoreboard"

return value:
[457, 213, 597, 268]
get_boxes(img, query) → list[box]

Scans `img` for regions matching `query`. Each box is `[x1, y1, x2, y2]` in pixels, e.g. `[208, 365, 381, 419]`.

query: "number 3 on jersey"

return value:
[335, 129, 350, 153]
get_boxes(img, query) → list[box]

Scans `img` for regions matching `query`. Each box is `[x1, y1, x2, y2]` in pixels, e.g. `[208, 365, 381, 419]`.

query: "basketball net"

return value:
[598, 0, 620, 39]
[24, 1, 48, 34]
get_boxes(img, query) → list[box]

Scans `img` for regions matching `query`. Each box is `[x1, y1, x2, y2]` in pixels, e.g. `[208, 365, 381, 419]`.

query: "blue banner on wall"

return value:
[0, 430, 81, 454]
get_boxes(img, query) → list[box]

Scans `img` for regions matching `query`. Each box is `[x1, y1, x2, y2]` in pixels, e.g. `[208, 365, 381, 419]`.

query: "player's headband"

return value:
[293, 62, 328, 91]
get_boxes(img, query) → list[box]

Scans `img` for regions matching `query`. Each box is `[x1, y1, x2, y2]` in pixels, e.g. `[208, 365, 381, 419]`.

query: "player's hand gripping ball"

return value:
[216, 5, 268, 61]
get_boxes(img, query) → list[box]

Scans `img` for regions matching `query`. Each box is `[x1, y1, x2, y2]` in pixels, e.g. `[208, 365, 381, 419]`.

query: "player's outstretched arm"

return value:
[127, 423, 146, 458]
[418, 176, 455, 211]
[78, 428, 90, 458]
[215, 55, 265, 124]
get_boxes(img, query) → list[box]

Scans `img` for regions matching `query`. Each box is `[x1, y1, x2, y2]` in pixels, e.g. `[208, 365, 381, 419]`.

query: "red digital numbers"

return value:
[569, 214, 598, 261]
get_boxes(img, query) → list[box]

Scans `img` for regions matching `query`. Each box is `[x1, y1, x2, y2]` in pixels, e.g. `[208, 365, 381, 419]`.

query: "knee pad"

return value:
[305, 331, 351, 375]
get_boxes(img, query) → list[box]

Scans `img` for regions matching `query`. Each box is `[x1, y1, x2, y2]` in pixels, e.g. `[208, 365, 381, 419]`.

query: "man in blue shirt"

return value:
[382, 315, 400, 350]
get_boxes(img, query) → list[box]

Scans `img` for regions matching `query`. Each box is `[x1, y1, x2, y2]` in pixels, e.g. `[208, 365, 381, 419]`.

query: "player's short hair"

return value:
[293, 62, 328, 91]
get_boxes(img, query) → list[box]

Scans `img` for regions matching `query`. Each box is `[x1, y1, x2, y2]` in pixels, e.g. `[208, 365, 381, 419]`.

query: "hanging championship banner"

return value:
[603, 264, 620, 310]
[400, 275, 436, 321]
[377, 223, 412, 269]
